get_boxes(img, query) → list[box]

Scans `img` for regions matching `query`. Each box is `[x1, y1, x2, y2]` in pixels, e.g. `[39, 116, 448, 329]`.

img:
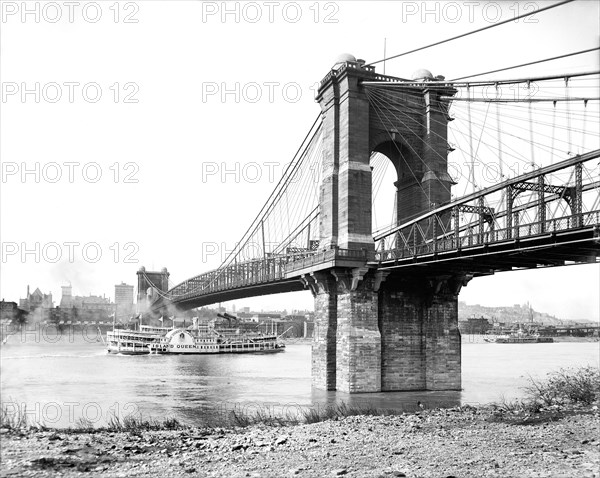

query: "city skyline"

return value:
[4, 270, 598, 323]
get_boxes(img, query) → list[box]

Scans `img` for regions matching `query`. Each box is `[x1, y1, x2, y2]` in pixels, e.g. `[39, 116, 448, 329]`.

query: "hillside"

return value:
[458, 301, 572, 325]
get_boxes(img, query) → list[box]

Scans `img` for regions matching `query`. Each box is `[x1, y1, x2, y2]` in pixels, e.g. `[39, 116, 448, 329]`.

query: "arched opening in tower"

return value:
[370, 151, 398, 235]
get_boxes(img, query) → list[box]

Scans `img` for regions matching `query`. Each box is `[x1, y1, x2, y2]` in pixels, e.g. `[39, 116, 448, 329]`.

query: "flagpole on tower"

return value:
[383, 37, 387, 75]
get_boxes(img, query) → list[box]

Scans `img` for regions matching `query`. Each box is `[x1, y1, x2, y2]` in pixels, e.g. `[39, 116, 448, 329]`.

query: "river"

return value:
[1, 331, 598, 428]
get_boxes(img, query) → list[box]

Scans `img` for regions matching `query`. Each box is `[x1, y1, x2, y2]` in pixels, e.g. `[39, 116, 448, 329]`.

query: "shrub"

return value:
[1, 402, 29, 430]
[524, 366, 600, 406]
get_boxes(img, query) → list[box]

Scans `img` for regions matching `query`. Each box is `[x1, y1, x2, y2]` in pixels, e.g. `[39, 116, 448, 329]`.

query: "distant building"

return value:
[19, 286, 53, 311]
[115, 282, 134, 317]
[255, 316, 313, 338]
[59, 284, 112, 311]
[236, 311, 253, 320]
[60, 284, 73, 308]
[74, 295, 112, 311]
[285, 314, 309, 321]
[56, 285, 114, 324]
[251, 312, 281, 322]
[459, 317, 493, 334]
[538, 325, 557, 336]
[0, 300, 28, 325]
[281, 314, 313, 338]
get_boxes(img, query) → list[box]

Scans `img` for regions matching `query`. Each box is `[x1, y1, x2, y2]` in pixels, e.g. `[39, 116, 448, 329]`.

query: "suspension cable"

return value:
[451, 47, 600, 81]
[366, 0, 575, 67]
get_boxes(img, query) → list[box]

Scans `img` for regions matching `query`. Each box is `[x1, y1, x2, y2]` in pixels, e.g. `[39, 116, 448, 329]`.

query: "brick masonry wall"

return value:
[378, 288, 426, 391]
[312, 277, 337, 391]
[337, 75, 374, 251]
[424, 293, 461, 390]
[336, 276, 381, 393]
[378, 280, 461, 392]
[312, 272, 462, 393]
[318, 81, 339, 250]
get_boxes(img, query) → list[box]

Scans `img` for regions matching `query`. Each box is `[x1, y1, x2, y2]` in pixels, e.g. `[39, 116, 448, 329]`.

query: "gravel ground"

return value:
[1, 406, 599, 478]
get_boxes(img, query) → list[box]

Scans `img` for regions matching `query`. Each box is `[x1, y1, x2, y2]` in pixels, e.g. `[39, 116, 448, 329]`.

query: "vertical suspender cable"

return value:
[495, 84, 508, 228]
[565, 77, 572, 153]
[466, 84, 475, 194]
[581, 99, 588, 153]
[495, 84, 504, 179]
[261, 220, 266, 257]
[550, 100, 557, 164]
[528, 81, 535, 167]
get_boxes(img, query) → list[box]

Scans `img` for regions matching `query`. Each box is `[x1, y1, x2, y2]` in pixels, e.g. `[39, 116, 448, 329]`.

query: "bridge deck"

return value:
[375, 212, 600, 276]
[151, 152, 600, 313]
[151, 216, 598, 312]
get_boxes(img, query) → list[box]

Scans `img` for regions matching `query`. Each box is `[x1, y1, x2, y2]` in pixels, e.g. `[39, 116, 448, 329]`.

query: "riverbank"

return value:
[2, 405, 598, 478]
[460, 334, 598, 344]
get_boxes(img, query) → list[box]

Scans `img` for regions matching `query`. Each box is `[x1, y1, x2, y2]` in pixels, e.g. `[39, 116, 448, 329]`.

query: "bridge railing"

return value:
[167, 256, 288, 301]
[284, 247, 372, 273]
[375, 211, 600, 261]
[163, 250, 330, 303]
[284, 248, 336, 272]
[166, 248, 372, 298]
[374, 151, 600, 260]
[158, 209, 598, 305]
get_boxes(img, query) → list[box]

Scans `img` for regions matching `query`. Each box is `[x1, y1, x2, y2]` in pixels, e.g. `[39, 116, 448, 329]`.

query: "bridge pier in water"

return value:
[378, 276, 467, 392]
[311, 270, 466, 393]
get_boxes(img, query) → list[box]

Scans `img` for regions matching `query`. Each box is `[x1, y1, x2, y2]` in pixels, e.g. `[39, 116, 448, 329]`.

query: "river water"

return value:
[1, 331, 598, 428]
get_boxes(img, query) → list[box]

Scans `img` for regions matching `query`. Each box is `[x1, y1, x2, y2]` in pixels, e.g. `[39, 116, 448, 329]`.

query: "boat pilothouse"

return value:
[107, 317, 285, 355]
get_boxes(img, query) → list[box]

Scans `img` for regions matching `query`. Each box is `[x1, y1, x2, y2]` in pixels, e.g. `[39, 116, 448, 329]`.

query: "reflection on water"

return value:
[1, 333, 598, 428]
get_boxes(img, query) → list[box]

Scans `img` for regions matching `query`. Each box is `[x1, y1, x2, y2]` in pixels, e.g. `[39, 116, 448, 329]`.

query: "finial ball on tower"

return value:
[335, 53, 356, 63]
[332, 53, 357, 70]
[411, 68, 434, 81]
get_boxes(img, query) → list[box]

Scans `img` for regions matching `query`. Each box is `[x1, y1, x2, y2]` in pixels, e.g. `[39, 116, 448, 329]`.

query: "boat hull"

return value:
[487, 336, 554, 344]
[146, 347, 286, 355]
[107, 346, 286, 355]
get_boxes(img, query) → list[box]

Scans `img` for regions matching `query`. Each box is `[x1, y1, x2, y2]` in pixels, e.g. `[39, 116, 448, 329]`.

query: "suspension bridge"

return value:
[139, 6, 599, 394]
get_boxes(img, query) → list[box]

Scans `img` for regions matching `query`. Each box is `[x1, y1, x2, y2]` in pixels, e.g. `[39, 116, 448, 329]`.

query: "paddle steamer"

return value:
[106, 318, 285, 355]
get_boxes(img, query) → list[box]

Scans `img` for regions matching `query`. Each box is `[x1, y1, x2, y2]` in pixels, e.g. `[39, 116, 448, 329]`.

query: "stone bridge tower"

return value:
[136, 267, 170, 314]
[311, 54, 466, 393]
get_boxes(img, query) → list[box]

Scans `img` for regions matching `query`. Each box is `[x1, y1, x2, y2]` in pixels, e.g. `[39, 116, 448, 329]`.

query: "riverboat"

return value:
[484, 328, 554, 344]
[106, 325, 171, 355]
[106, 320, 285, 355]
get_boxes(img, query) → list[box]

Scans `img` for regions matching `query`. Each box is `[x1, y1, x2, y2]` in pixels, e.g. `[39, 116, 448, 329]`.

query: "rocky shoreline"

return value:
[1, 405, 599, 478]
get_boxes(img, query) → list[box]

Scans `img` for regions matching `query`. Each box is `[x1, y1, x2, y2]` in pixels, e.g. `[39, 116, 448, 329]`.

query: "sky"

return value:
[1, 0, 599, 321]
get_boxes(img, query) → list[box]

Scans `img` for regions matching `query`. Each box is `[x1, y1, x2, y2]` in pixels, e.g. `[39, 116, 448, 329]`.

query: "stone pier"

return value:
[311, 272, 337, 391]
[312, 270, 465, 392]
